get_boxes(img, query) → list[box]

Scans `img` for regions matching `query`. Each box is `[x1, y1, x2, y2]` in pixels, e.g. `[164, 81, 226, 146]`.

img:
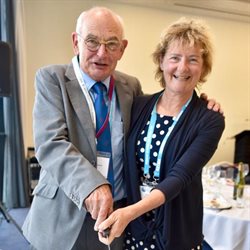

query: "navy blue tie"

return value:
[92, 82, 114, 192]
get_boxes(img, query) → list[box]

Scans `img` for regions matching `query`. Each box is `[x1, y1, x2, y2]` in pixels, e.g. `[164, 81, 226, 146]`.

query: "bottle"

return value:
[233, 162, 245, 200]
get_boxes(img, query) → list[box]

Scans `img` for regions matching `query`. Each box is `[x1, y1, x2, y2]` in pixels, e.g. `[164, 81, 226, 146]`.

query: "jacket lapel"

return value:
[65, 63, 96, 154]
[114, 75, 133, 137]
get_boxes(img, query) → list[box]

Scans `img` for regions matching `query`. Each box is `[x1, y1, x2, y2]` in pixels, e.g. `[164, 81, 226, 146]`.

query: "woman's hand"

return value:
[97, 189, 166, 245]
[98, 206, 133, 245]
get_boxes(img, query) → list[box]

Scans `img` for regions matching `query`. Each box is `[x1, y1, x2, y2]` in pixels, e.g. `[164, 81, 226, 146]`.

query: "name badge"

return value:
[96, 151, 111, 178]
[140, 185, 153, 199]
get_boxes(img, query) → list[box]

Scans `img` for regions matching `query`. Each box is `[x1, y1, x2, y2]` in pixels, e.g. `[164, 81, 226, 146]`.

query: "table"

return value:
[203, 184, 250, 250]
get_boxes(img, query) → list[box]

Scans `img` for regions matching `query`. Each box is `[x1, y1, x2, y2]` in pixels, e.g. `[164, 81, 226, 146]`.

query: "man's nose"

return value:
[96, 44, 108, 56]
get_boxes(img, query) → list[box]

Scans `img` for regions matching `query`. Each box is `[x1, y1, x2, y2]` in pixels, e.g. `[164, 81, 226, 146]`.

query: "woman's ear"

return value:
[160, 56, 164, 71]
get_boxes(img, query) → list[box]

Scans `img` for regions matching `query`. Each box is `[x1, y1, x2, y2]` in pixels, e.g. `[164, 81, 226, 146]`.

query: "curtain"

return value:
[0, 0, 29, 208]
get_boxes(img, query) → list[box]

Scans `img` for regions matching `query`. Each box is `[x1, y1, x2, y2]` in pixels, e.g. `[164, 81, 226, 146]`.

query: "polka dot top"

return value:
[136, 113, 174, 184]
[124, 113, 174, 250]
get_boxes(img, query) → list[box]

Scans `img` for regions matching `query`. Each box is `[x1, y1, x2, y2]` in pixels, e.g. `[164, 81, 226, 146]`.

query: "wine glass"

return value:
[225, 167, 235, 186]
[243, 163, 249, 177]
[207, 166, 221, 196]
[219, 169, 227, 185]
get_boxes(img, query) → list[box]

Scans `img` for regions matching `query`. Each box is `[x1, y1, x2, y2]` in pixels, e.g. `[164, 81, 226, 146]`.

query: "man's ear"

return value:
[121, 39, 128, 51]
[117, 39, 128, 60]
[119, 39, 128, 55]
[72, 32, 79, 55]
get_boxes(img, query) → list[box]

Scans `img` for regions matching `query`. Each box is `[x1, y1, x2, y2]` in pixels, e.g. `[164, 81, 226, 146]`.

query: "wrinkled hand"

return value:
[200, 93, 224, 114]
[98, 207, 132, 245]
[84, 184, 113, 231]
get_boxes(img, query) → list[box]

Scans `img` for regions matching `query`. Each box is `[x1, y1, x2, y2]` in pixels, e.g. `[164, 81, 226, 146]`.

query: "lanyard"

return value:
[72, 56, 115, 139]
[144, 94, 192, 182]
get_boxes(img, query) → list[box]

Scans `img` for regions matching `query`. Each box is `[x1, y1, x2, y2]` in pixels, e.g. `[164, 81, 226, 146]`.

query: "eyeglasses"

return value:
[77, 33, 121, 52]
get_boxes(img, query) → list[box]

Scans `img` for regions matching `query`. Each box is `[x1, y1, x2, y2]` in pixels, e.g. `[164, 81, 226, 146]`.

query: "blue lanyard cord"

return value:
[144, 95, 192, 183]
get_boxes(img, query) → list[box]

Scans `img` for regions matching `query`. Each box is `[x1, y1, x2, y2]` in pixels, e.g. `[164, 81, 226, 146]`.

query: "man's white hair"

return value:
[75, 6, 125, 38]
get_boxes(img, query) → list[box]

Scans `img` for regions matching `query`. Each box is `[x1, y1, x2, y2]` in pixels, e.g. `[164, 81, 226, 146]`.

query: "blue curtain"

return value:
[0, 0, 29, 208]
[0, 99, 4, 201]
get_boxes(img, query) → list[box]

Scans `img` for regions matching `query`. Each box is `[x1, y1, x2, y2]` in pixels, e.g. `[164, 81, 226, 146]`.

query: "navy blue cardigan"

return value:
[125, 90, 225, 250]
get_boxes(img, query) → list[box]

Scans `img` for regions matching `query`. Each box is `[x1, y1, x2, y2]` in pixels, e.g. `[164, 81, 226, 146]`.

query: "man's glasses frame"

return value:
[77, 33, 121, 52]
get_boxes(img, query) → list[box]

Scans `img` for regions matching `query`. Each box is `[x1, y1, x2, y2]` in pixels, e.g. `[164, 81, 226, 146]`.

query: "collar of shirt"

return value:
[80, 70, 111, 93]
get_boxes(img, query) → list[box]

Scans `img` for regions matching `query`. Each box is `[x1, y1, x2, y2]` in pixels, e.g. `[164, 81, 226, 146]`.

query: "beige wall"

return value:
[22, 0, 250, 165]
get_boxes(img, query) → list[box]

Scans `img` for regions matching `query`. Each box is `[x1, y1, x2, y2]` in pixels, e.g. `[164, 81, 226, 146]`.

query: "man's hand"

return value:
[84, 184, 113, 231]
[200, 93, 224, 114]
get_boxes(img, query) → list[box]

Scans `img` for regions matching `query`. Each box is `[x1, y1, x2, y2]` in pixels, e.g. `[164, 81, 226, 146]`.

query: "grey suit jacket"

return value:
[22, 63, 142, 250]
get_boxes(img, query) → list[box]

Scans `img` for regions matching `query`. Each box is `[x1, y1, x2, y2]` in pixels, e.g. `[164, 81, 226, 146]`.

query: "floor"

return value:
[0, 207, 30, 250]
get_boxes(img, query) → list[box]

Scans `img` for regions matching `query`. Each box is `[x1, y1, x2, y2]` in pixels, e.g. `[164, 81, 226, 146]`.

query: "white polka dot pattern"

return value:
[124, 113, 173, 249]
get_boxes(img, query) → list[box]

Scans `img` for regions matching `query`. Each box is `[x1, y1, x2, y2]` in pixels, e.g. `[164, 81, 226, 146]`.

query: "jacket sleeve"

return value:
[156, 105, 225, 202]
[33, 66, 109, 210]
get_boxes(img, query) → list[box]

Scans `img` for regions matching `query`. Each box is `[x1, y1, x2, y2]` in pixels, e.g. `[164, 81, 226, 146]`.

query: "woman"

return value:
[98, 17, 225, 250]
